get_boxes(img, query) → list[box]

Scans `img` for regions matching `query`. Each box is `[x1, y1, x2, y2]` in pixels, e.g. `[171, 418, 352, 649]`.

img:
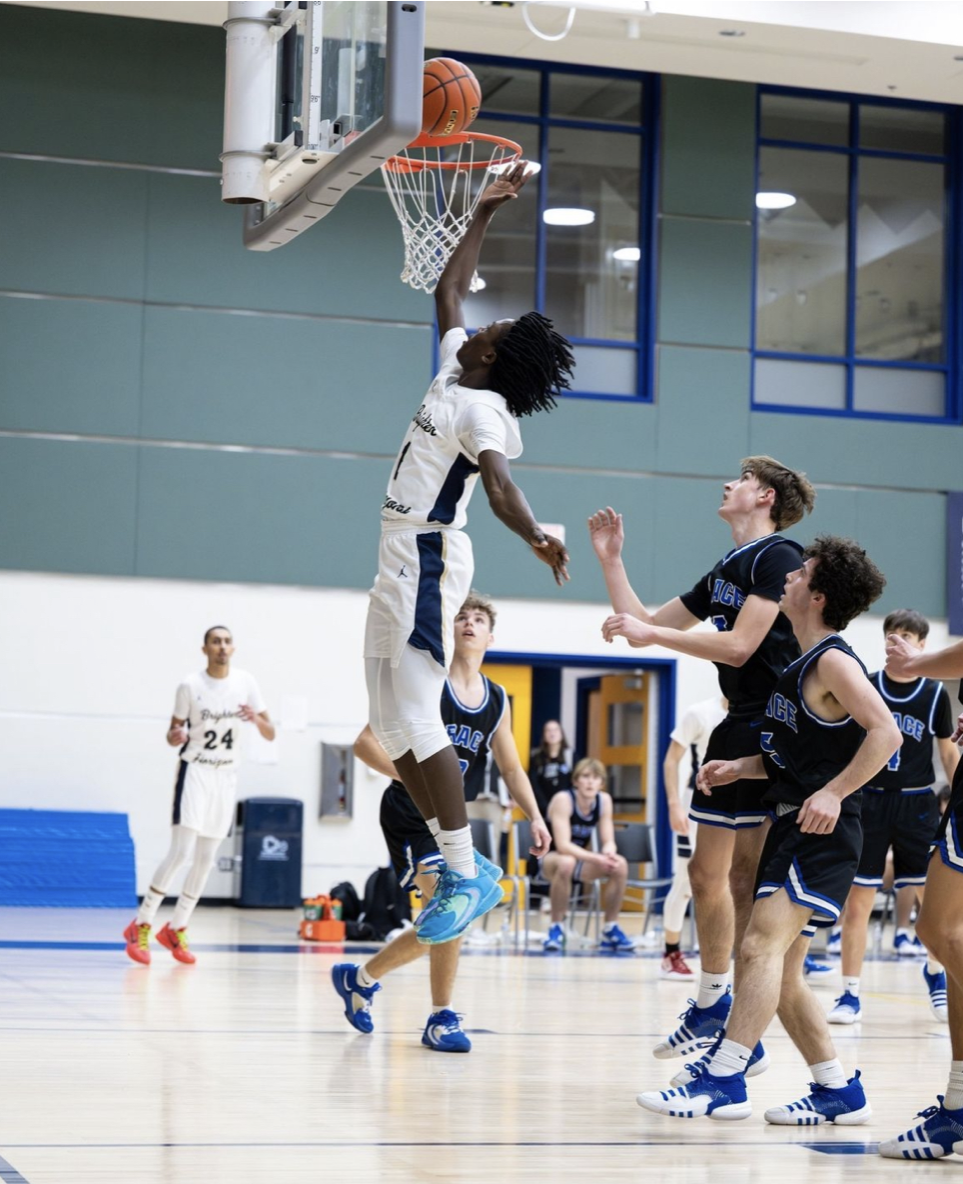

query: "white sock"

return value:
[696, 969, 730, 1009]
[426, 817, 442, 842]
[357, 965, 377, 988]
[810, 1058, 847, 1088]
[136, 887, 165, 927]
[946, 1063, 963, 1111]
[437, 826, 477, 878]
[844, 976, 860, 997]
[927, 955, 943, 975]
[706, 1038, 751, 1078]
[170, 893, 198, 930]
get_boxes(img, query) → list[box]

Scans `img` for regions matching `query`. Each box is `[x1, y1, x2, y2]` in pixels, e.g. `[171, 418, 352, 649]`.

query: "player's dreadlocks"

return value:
[488, 311, 576, 417]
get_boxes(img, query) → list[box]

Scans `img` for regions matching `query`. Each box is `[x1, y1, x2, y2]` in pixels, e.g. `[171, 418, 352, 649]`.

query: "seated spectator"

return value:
[541, 758, 634, 953]
[529, 719, 573, 820]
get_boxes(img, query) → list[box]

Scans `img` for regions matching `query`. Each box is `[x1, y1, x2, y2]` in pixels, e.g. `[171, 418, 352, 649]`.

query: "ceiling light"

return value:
[756, 192, 797, 210]
[543, 207, 595, 227]
[613, 246, 641, 262]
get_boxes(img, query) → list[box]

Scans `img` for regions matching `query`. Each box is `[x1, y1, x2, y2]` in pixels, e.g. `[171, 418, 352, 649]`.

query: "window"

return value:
[428, 52, 656, 401]
[753, 89, 955, 422]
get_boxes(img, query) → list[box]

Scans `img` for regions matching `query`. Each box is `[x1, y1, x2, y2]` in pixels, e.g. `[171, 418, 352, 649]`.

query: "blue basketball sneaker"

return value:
[923, 964, 948, 1021]
[473, 849, 503, 881]
[331, 963, 380, 1034]
[764, 1070, 871, 1125]
[827, 990, 861, 1024]
[803, 954, 832, 978]
[671, 1038, 769, 1087]
[653, 988, 732, 1059]
[894, 931, 925, 958]
[422, 1009, 472, 1053]
[637, 1067, 751, 1120]
[879, 1097, 963, 1159]
[543, 922, 566, 952]
[414, 866, 504, 945]
[600, 923, 636, 952]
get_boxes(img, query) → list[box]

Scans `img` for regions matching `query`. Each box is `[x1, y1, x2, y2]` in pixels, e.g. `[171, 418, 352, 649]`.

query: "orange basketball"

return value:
[421, 58, 482, 137]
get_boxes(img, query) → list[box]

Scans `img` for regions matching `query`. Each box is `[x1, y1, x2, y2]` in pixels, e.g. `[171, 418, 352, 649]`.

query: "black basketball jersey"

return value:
[866, 672, 953, 790]
[761, 633, 868, 812]
[560, 788, 602, 849]
[387, 675, 507, 803]
[680, 535, 804, 713]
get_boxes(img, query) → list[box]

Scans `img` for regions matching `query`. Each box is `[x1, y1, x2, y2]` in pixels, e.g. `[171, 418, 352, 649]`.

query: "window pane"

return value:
[462, 118, 539, 324]
[853, 367, 945, 416]
[468, 61, 541, 116]
[550, 72, 642, 124]
[544, 127, 641, 342]
[754, 358, 847, 410]
[760, 94, 849, 146]
[859, 105, 945, 155]
[756, 148, 849, 355]
[855, 157, 944, 361]
[572, 345, 637, 396]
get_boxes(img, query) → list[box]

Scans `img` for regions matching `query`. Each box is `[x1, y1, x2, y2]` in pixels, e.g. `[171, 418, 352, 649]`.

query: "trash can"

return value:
[234, 797, 303, 908]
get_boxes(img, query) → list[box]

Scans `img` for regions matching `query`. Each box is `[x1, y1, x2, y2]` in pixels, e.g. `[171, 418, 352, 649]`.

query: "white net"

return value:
[381, 132, 522, 294]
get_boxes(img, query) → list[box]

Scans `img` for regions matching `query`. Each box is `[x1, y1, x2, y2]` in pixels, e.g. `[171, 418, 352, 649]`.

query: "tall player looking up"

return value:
[590, 456, 815, 1068]
[364, 162, 575, 946]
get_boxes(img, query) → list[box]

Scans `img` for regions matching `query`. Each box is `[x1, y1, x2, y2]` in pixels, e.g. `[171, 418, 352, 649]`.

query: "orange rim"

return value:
[384, 130, 523, 175]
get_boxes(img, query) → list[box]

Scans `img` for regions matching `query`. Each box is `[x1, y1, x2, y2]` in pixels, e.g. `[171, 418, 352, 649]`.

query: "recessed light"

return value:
[756, 191, 797, 210]
[543, 207, 595, 226]
[719, 29, 745, 37]
[472, 276, 487, 291]
[613, 246, 641, 262]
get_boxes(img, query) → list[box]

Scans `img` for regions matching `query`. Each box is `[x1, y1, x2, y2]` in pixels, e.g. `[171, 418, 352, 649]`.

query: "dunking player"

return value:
[364, 162, 574, 946]
[123, 626, 275, 965]
[879, 632, 963, 1159]
[591, 456, 815, 1069]
[638, 536, 897, 1124]
[337, 593, 550, 1050]
[828, 609, 959, 1026]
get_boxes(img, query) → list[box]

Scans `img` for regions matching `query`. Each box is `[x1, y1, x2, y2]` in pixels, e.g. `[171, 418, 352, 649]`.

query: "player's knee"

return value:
[613, 854, 628, 878]
[688, 856, 723, 898]
[553, 855, 576, 882]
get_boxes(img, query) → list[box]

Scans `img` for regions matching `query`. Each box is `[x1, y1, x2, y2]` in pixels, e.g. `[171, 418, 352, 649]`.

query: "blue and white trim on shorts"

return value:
[933, 811, 963, 875]
[399, 844, 445, 890]
[689, 805, 767, 831]
[755, 856, 842, 931]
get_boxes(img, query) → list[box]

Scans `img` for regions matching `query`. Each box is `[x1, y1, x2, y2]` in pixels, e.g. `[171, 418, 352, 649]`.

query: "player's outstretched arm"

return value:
[435, 161, 533, 339]
[478, 449, 569, 585]
[887, 634, 963, 681]
[490, 706, 551, 856]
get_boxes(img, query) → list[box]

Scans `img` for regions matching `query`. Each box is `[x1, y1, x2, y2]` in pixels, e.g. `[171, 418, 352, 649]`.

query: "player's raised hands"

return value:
[530, 532, 570, 586]
[478, 160, 533, 211]
[588, 507, 624, 564]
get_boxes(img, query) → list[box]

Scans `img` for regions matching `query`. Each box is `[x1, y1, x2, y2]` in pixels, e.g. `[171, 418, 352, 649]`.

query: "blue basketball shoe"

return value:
[803, 954, 833, 978]
[827, 990, 861, 1024]
[331, 963, 380, 1034]
[414, 866, 504, 945]
[923, 964, 948, 1021]
[636, 1067, 751, 1120]
[764, 1070, 871, 1125]
[671, 1038, 769, 1087]
[600, 923, 636, 952]
[473, 849, 503, 881]
[422, 1009, 471, 1053]
[879, 1097, 963, 1159]
[653, 988, 732, 1059]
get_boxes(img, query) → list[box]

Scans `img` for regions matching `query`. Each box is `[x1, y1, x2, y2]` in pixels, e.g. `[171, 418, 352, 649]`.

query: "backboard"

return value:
[222, 1, 425, 251]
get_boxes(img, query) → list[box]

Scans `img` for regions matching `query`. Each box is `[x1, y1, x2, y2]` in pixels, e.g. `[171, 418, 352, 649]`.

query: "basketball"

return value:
[421, 58, 482, 137]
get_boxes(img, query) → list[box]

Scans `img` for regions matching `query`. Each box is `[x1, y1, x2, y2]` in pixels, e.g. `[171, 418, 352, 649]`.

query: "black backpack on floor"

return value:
[328, 880, 361, 922]
[358, 865, 411, 941]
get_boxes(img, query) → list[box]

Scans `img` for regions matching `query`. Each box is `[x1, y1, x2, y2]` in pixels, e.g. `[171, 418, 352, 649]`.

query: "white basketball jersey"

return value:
[173, 668, 266, 769]
[381, 328, 523, 531]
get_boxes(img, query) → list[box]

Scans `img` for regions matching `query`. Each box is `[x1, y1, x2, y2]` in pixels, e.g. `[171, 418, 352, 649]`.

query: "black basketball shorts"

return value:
[689, 714, 767, 830]
[754, 803, 863, 938]
[854, 788, 940, 890]
[933, 763, 963, 876]
[379, 783, 443, 888]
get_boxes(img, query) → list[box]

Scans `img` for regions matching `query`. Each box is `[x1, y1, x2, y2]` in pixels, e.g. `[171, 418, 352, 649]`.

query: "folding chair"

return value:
[508, 819, 601, 948]
[613, 822, 675, 939]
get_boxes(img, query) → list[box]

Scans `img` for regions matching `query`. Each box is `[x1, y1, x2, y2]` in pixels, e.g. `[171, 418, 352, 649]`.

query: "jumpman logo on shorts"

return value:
[398, 565, 409, 578]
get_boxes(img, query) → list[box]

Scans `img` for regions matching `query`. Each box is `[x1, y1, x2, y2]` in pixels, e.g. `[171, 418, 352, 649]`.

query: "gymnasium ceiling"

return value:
[5, 0, 963, 104]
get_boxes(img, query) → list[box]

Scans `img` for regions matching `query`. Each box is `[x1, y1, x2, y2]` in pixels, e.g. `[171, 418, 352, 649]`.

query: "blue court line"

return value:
[1, 1140, 876, 1150]
[0, 1153, 31, 1183]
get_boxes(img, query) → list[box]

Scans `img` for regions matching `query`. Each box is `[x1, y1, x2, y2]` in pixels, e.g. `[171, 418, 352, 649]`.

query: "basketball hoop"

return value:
[381, 131, 524, 294]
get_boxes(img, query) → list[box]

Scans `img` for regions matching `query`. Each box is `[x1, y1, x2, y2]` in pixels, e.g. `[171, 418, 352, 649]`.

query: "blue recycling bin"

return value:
[235, 797, 303, 908]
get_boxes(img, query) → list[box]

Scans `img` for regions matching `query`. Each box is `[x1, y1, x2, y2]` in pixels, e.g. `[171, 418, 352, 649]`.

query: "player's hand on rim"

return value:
[478, 160, 533, 210]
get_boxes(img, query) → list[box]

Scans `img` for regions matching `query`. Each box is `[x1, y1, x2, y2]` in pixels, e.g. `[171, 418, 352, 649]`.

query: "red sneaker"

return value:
[123, 919, 152, 965]
[156, 922, 196, 965]
[660, 950, 695, 981]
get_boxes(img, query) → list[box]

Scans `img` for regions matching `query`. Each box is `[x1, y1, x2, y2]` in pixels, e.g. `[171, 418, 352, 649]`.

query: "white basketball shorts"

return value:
[364, 527, 474, 671]
[172, 760, 238, 839]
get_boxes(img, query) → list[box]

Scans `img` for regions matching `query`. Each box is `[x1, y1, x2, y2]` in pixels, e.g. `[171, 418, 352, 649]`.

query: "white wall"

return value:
[0, 569, 952, 897]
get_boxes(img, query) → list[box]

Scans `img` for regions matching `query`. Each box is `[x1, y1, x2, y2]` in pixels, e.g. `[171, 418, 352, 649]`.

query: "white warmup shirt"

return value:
[174, 669, 266, 769]
[670, 697, 728, 812]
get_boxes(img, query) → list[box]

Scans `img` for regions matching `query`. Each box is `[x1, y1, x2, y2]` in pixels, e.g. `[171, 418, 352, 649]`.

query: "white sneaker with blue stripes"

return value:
[764, 1071, 871, 1126]
[879, 1097, 963, 1159]
[636, 1067, 751, 1121]
[923, 964, 949, 1021]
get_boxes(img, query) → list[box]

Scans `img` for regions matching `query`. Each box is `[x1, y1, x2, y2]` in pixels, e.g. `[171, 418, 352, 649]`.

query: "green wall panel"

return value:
[0, 295, 143, 435]
[658, 219, 753, 348]
[0, 438, 137, 574]
[655, 346, 750, 474]
[0, 158, 147, 299]
[0, 7, 223, 170]
[140, 305, 431, 453]
[519, 395, 657, 472]
[855, 489, 945, 618]
[661, 78, 756, 221]
[134, 448, 385, 586]
[145, 173, 430, 324]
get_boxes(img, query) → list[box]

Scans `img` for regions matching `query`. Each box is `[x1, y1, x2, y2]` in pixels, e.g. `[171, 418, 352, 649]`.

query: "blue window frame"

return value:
[752, 86, 960, 424]
[428, 51, 659, 403]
